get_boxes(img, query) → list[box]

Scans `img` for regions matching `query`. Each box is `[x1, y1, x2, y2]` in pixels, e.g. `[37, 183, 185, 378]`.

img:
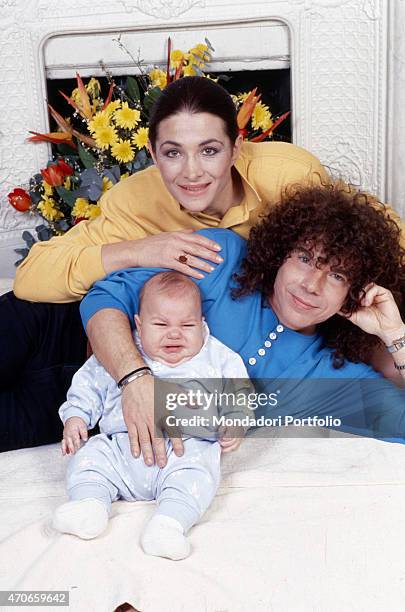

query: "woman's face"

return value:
[269, 247, 351, 334]
[149, 111, 242, 217]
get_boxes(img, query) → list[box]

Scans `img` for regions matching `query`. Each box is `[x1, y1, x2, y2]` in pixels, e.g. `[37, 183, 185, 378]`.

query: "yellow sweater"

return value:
[13, 141, 401, 302]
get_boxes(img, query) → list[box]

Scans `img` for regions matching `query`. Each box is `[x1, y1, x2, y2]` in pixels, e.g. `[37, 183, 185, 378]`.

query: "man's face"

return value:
[269, 246, 351, 334]
[135, 290, 204, 366]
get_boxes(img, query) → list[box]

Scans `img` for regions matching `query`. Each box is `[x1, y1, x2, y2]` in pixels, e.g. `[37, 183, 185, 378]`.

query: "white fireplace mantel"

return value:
[0, 0, 399, 275]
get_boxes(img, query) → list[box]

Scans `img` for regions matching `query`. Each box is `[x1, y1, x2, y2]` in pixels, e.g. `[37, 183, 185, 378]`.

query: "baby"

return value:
[52, 271, 250, 560]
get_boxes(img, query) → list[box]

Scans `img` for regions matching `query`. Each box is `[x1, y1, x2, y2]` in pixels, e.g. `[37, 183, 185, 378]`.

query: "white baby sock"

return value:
[141, 514, 190, 560]
[52, 498, 109, 540]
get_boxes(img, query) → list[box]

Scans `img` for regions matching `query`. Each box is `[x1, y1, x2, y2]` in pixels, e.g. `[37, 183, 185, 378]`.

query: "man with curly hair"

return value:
[79, 182, 405, 446]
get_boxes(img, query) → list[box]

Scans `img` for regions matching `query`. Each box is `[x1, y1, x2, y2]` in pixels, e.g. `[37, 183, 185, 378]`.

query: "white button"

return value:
[276, 324, 284, 333]
[264, 340, 271, 348]
[269, 332, 277, 340]
[258, 348, 265, 356]
[248, 357, 256, 366]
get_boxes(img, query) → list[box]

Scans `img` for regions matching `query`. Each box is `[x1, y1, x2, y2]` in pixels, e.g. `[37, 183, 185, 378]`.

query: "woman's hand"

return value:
[62, 417, 88, 455]
[132, 230, 223, 278]
[102, 230, 223, 279]
[340, 283, 404, 345]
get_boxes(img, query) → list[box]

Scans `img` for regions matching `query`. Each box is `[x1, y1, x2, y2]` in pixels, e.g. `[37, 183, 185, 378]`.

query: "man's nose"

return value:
[301, 269, 325, 294]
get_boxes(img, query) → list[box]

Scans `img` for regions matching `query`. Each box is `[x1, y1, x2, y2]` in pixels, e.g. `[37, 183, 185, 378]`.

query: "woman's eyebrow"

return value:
[160, 138, 224, 148]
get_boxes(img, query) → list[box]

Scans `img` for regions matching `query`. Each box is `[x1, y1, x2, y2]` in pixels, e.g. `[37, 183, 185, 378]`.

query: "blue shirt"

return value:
[80, 229, 405, 439]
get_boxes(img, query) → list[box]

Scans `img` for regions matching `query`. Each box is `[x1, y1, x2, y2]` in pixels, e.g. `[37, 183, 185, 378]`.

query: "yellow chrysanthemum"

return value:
[86, 204, 101, 219]
[72, 197, 90, 218]
[42, 181, 53, 197]
[63, 176, 71, 190]
[113, 102, 141, 130]
[70, 87, 80, 105]
[251, 102, 273, 131]
[197, 43, 209, 53]
[85, 77, 101, 98]
[88, 111, 110, 134]
[104, 100, 121, 115]
[38, 196, 63, 221]
[170, 49, 184, 69]
[188, 45, 210, 69]
[149, 68, 167, 90]
[132, 127, 149, 150]
[182, 64, 197, 77]
[94, 125, 118, 150]
[102, 176, 114, 193]
[111, 138, 135, 163]
[120, 172, 130, 181]
[238, 92, 251, 103]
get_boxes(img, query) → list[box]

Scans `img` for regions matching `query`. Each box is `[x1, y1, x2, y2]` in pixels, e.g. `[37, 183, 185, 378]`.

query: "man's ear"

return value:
[134, 314, 142, 335]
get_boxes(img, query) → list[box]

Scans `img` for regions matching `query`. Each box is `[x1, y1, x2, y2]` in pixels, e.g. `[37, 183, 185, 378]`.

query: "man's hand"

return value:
[62, 417, 88, 455]
[121, 375, 184, 467]
[340, 283, 404, 345]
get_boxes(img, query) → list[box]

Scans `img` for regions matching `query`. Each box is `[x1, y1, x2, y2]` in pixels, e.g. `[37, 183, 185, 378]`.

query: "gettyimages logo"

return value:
[165, 388, 280, 411]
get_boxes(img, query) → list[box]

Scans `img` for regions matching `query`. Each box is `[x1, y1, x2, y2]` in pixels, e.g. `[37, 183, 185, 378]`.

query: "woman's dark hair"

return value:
[148, 76, 239, 150]
[233, 182, 405, 368]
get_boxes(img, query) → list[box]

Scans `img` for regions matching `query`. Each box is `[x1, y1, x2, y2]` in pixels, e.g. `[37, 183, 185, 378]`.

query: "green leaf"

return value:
[55, 186, 78, 208]
[78, 143, 97, 169]
[57, 142, 77, 156]
[126, 76, 140, 102]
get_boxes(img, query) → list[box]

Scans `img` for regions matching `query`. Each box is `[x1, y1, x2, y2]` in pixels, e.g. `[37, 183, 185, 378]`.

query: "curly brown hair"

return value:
[233, 182, 405, 368]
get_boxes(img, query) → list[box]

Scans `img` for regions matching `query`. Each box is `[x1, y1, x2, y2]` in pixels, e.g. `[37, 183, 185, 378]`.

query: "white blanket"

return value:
[1, 278, 405, 611]
[1, 430, 405, 612]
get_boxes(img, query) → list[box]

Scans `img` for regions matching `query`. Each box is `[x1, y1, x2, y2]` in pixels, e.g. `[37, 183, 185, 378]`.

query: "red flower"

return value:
[56, 159, 74, 176]
[40, 159, 73, 186]
[8, 188, 32, 212]
[73, 217, 86, 225]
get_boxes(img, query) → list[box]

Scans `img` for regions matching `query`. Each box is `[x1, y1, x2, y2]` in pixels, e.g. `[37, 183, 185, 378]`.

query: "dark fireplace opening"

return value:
[46, 68, 291, 146]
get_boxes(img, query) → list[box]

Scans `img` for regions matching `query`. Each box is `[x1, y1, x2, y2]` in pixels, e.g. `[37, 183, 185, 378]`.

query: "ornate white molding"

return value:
[387, 0, 405, 211]
[0, 0, 393, 272]
[121, 0, 206, 18]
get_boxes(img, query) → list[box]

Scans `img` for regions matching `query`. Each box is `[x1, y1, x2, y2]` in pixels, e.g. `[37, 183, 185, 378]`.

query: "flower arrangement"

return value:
[7, 38, 289, 262]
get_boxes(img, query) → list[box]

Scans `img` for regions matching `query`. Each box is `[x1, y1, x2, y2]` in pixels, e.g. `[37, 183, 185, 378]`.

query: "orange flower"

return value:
[59, 73, 93, 120]
[236, 88, 261, 130]
[8, 188, 32, 212]
[249, 111, 291, 142]
[27, 131, 76, 149]
[40, 160, 74, 186]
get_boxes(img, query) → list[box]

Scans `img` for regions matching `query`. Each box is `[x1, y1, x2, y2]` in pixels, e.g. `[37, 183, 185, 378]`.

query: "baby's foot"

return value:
[141, 515, 190, 560]
[52, 498, 109, 539]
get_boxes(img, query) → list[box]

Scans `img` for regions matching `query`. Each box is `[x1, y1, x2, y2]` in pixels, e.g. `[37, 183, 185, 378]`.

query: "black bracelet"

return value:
[117, 367, 152, 389]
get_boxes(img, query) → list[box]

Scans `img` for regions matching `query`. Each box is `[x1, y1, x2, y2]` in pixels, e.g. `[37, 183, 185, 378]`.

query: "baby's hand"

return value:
[62, 417, 88, 455]
[219, 425, 245, 454]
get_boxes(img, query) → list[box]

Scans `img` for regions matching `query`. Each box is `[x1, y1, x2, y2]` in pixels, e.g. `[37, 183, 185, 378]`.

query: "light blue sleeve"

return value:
[80, 228, 247, 330]
[58, 355, 114, 429]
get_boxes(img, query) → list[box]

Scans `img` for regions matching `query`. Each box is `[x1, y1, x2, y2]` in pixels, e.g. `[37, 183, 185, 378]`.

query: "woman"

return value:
[80, 183, 405, 462]
[0, 76, 330, 451]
